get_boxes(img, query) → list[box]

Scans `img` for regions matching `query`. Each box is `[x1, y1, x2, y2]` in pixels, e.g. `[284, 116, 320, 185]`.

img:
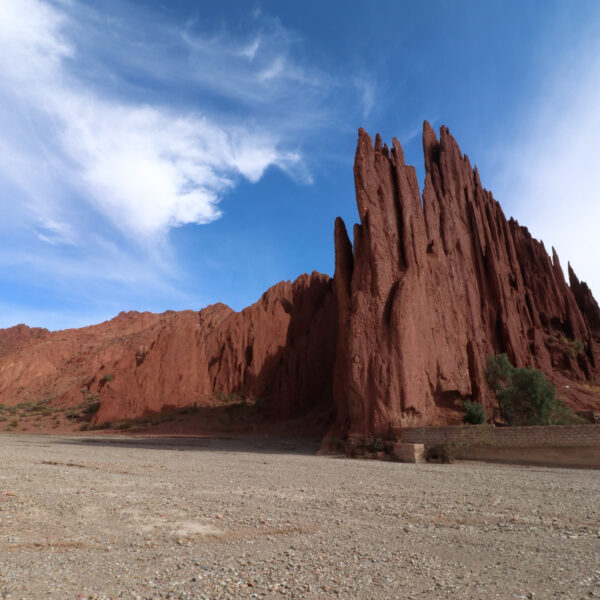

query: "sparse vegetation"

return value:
[67, 396, 101, 421]
[0, 398, 64, 426]
[217, 391, 244, 403]
[369, 437, 384, 452]
[16, 398, 51, 413]
[102, 373, 115, 383]
[546, 334, 585, 359]
[485, 353, 582, 425]
[549, 401, 588, 425]
[462, 400, 486, 425]
[82, 401, 101, 415]
[425, 442, 454, 463]
[89, 421, 111, 430]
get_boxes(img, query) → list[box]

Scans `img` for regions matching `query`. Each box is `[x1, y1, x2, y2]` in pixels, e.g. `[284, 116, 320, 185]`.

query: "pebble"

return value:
[0, 434, 598, 599]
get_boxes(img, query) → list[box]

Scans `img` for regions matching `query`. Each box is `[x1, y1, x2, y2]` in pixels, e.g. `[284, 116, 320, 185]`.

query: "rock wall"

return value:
[0, 272, 337, 426]
[1, 122, 599, 438]
[96, 271, 336, 424]
[329, 124, 599, 440]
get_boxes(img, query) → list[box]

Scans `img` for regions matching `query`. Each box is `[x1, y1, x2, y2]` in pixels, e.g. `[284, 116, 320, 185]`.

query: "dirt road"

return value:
[0, 434, 598, 599]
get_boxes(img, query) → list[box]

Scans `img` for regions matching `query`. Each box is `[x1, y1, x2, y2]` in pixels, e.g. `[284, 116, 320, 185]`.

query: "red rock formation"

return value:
[96, 271, 336, 424]
[568, 263, 600, 338]
[0, 272, 336, 427]
[1, 122, 599, 439]
[328, 124, 600, 440]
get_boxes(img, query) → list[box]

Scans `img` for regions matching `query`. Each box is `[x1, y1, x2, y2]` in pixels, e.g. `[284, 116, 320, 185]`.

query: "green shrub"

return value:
[102, 373, 115, 383]
[425, 442, 454, 463]
[82, 401, 101, 415]
[484, 353, 514, 391]
[546, 335, 585, 359]
[485, 354, 558, 425]
[549, 401, 588, 425]
[462, 400, 486, 424]
[369, 437, 384, 452]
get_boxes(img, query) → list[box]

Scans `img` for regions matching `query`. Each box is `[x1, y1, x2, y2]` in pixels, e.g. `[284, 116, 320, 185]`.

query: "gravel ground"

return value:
[0, 434, 598, 600]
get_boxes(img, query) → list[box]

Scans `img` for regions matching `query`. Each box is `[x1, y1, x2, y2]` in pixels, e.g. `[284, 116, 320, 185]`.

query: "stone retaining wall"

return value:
[396, 425, 600, 468]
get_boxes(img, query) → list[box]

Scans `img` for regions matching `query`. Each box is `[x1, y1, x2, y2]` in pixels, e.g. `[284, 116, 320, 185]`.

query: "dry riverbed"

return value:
[0, 433, 598, 599]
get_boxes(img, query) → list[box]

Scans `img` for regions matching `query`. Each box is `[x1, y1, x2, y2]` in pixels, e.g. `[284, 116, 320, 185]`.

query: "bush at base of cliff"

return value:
[462, 400, 486, 424]
[549, 401, 589, 425]
[485, 354, 559, 426]
[425, 442, 454, 463]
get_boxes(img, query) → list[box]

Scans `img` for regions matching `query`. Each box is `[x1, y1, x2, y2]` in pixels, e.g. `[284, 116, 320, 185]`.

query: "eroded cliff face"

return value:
[95, 271, 336, 424]
[0, 122, 598, 437]
[569, 264, 600, 338]
[0, 272, 336, 426]
[329, 124, 599, 439]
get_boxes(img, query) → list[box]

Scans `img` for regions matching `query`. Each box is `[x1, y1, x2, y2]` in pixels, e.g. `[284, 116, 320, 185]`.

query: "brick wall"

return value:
[397, 424, 600, 448]
[397, 424, 600, 467]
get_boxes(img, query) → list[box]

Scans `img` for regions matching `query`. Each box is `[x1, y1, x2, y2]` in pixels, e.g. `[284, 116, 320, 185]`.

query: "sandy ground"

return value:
[0, 433, 599, 600]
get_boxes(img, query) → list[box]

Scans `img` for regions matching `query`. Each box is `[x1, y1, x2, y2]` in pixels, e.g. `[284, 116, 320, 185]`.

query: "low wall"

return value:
[396, 424, 600, 468]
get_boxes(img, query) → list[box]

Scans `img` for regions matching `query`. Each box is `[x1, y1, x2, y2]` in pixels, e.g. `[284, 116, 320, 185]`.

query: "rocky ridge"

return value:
[0, 273, 336, 429]
[327, 123, 599, 440]
[0, 123, 598, 438]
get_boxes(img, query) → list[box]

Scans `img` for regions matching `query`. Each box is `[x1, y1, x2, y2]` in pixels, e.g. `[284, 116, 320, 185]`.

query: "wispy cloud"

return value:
[354, 76, 376, 119]
[239, 38, 261, 61]
[0, 0, 313, 240]
[492, 34, 600, 298]
[181, 16, 333, 119]
[0, 0, 350, 327]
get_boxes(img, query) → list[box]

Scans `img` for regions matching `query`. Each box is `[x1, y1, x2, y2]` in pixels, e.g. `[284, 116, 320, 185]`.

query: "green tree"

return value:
[485, 354, 557, 425]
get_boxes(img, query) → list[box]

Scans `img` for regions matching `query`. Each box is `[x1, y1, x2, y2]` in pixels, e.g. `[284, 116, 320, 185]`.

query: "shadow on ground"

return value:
[8, 433, 323, 456]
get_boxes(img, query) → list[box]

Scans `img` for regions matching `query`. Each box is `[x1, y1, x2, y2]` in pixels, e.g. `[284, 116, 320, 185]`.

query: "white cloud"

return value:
[0, 0, 71, 82]
[0, 0, 365, 329]
[354, 77, 376, 119]
[34, 219, 77, 245]
[0, 0, 308, 240]
[493, 36, 600, 299]
[239, 38, 261, 61]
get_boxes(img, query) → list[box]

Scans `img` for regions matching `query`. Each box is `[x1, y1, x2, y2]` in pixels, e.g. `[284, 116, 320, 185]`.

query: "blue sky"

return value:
[1, 0, 599, 330]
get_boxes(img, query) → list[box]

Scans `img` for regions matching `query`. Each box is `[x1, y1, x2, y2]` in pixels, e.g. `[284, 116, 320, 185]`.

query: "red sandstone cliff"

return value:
[0, 272, 336, 427]
[0, 122, 599, 438]
[328, 123, 599, 440]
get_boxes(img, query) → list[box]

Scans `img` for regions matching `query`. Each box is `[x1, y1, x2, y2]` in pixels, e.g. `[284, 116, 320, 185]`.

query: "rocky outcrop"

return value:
[0, 272, 336, 427]
[95, 271, 336, 424]
[568, 264, 600, 338]
[1, 122, 599, 438]
[328, 124, 599, 440]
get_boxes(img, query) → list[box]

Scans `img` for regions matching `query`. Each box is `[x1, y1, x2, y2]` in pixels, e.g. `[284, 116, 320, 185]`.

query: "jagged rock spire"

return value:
[329, 123, 599, 439]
